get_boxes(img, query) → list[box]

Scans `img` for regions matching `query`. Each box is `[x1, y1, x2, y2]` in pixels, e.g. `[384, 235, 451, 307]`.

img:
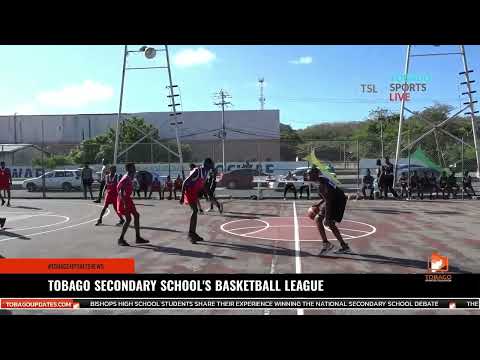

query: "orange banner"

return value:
[1, 298, 78, 309]
[0, 258, 135, 274]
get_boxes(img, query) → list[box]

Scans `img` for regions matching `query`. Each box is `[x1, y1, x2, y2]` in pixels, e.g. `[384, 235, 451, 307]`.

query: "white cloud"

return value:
[36, 80, 114, 108]
[289, 56, 313, 65]
[173, 48, 216, 67]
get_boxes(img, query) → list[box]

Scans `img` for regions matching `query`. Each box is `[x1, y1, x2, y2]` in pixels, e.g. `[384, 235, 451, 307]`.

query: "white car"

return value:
[22, 170, 82, 192]
[268, 166, 336, 192]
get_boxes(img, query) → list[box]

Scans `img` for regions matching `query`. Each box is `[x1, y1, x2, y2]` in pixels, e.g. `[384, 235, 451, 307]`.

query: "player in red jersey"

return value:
[116, 163, 149, 246]
[174, 174, 183, 200]
[95, 166, 125, 226]
[163, 175, 174, 200]
[0, 162, 12, 207]
[180, 158, 213, 243]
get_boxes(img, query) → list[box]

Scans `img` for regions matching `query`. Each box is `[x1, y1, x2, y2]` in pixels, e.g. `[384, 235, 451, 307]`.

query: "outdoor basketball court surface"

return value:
[1, 197, 479, 315]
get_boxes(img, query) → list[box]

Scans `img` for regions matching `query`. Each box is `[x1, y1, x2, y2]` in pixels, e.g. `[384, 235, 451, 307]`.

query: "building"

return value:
[0, 110, 280, 162]
[0, 144, 49, 166]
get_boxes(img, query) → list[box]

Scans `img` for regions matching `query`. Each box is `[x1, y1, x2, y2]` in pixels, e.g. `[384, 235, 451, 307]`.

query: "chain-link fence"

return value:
[3, 136, 479, 199]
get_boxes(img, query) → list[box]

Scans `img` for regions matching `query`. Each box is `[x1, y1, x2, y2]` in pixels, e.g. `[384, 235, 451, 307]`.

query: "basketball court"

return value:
[1, 197, 479, 314]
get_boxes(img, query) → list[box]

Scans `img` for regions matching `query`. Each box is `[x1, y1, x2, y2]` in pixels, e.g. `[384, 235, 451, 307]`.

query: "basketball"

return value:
[307, 206, 319, 220]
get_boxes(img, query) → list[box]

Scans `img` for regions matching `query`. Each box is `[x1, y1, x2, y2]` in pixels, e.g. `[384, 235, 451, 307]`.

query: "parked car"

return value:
[217, 168, 272, 189]
[269, 166, 336, 192]
[22, 170, 82, 192]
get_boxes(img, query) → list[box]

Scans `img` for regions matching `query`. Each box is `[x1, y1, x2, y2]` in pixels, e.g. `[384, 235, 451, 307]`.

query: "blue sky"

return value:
[0, 45, 478, 129]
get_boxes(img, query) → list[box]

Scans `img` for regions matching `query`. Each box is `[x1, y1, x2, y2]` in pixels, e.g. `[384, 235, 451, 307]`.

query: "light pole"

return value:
[113, 45, 183, 171]
[113, 45, 128, 166]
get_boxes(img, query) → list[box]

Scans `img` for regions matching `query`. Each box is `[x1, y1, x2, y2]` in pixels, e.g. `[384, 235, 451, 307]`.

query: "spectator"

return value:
[174, 174, 183, 200]
[299, 170, 311, 200]
[375, 159, 384, 199]
[81, 163, 94, 200]
[439, 171, 449, 199]
[383, 156, 398, 199]
[399, 172, 408, 199]
[94, 158, 108, 203]
[447, 170, 459, 199]
[133, 177, 141, 198]
[361, 169, 374, 200]
[149, 177, 163, 200]
[428, 172, 439, 200]
[409, 171, 420, 199]
[419, 172, 431, 200]
[163, 175, 173, 200]
[283, 171, 297, 200]
[463, 171, 476, 198]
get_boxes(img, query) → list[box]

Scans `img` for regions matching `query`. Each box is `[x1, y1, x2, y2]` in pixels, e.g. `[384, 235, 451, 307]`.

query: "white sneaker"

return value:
[206, 208, 213, 213]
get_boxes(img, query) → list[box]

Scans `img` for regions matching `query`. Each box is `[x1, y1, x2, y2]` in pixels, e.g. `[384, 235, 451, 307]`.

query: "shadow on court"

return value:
[221, 214, 261, 220]
[320, 252, 470, 273]
[225, 211, 279, 217]
[9, 205, 43, 210]
[424, 211, 463, 215]
[131, 244, 236, 260]
[200, 239, 312, 258]
[365, 209, 414, 215]
[0, 230, 30, 240]
[139, 226, 182, 233]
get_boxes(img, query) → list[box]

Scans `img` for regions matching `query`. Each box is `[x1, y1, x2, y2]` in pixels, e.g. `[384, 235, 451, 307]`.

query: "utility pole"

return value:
[165, 45, 184, 178]
[214, 89, 231, 173]
[13, 113, 17, 144]
[258, 78, 265, 110]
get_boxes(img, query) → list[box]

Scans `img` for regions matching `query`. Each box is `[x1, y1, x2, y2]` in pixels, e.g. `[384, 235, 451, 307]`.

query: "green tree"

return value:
[68, 117, 191, 164]
[32, 155, 74, 170]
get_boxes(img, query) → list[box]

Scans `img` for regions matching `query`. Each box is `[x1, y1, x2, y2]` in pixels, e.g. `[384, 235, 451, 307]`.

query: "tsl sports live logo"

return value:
[361, 73, 431, 102]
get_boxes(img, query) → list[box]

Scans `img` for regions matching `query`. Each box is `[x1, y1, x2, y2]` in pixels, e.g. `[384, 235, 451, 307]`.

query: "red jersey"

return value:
[117, 174, 137, 216]
[174, 178, 182, 190]
[165, 179, 173, 190]
[184, 167, 207, 205]
[0, 167, 11, 189]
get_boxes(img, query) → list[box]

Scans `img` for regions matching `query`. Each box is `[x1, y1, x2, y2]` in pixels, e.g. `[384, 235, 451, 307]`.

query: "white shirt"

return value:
[100, 165, 108, 181]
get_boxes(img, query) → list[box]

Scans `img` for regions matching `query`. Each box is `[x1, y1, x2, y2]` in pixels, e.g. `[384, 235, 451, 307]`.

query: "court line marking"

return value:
[228, 225, 372, 234]
[7, 215, 70, 231]
[0, 205, 110, 243]
[293, 201, 303, 316]
[242, 219, 270, 236]
[221, 218, 376, 242]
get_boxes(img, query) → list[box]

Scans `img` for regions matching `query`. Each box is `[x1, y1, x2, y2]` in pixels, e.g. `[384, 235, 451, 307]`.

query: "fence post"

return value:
[41, 119, 46, 199]
[461, 136, 464, 200]
[357, 139, 360, 192]
[344, 142, 346, 169]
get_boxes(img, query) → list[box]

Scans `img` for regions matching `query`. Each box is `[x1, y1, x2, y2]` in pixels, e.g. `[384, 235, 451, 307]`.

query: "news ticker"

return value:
[1, 298, 479, 310]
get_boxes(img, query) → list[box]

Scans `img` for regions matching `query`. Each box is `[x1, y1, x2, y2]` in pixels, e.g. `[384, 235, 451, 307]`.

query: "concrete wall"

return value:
[0, 110, 280, 144]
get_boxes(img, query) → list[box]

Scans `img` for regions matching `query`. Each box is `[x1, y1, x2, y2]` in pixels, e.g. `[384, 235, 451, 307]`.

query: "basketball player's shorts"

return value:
[319, 191, 347, 223]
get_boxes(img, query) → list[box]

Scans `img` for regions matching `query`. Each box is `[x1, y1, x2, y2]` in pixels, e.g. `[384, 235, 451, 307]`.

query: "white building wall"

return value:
[0, 110, 280, 144]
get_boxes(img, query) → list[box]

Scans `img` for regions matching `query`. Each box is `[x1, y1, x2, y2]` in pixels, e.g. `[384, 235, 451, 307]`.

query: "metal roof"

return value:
[0, 144, 38, 153]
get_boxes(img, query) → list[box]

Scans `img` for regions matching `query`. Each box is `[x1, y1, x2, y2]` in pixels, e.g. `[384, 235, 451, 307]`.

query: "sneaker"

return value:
[205, 208, 213, 213]
[1, 199, 5, 206]
[188, 232, 197, 244]
[218, 203, 223, 214]
[319, 242, 334, 256]
[6, 202, 10, 207]
[194, 233, 204, 242]
[334, 245, 352, 254]
[0, 218, 5, 229]
[95, 220, 102, 226]
[118, 239, 129, 246]
[93, 200, 101, 203]
[135, 237, 149, 244]
[117, 219, 125, 226]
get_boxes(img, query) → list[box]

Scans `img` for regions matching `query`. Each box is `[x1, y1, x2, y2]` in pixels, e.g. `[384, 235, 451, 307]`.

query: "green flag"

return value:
[410, 148, 444, 172]
[304, 150, 342, 185]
